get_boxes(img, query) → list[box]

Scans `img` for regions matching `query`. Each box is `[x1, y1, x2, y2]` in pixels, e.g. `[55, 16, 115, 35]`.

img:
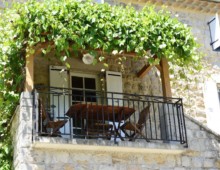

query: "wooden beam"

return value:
[137, 64, 153, 78]
[155, 65, 161, 72]
[160, 58, 172, 97]
[24, 53, 34, 92]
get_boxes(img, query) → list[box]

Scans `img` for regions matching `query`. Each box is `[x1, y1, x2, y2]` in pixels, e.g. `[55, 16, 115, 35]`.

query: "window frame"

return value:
[70, 72, 99, 104]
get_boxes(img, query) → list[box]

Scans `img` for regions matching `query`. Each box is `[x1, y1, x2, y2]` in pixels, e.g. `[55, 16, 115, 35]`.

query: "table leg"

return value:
[112, 121, 124, 142]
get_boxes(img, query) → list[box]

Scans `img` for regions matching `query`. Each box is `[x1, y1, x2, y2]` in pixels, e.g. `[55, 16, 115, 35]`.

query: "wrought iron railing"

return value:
[32, 86, 187, 146]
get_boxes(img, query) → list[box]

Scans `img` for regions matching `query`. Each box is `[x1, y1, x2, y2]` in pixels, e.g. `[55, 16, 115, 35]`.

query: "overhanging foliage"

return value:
[0, 0, 202, 169]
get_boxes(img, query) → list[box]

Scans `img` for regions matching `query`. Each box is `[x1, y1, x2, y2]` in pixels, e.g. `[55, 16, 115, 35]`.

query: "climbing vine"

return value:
[0, 0, 202, 169]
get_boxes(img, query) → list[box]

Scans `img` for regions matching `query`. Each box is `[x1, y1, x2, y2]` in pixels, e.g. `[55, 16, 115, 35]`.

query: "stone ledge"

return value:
[32, 136, 187, 155]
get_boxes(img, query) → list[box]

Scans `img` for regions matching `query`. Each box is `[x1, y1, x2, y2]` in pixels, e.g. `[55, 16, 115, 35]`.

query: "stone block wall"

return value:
[11, 93, 220, 170]
[11, 92, 34, 169]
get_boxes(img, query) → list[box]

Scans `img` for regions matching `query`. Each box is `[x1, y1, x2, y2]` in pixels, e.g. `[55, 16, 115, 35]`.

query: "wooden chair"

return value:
[120, 105, 150, 141]
[38, 99, 68, 136]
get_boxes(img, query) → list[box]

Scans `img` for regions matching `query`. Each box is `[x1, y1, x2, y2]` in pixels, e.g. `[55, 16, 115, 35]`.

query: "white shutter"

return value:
[49, 65, 68, 88]
[49, 65, 70, 137]
[208, 14, 220, 51]
[203, 81, 220, 134]
[106, 71, 123, 106]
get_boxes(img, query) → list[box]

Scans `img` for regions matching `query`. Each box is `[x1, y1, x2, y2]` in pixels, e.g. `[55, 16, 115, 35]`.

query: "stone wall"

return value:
[11, 92, 34, 170]
[11, 94, 220, 170]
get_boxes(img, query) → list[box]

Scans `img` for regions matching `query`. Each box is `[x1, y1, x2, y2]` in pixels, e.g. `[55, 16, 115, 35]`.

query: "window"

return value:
[71, 73, 98, 104]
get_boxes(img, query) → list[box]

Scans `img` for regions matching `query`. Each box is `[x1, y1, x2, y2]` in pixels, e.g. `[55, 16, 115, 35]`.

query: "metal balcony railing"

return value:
[32, 86, 187, 146]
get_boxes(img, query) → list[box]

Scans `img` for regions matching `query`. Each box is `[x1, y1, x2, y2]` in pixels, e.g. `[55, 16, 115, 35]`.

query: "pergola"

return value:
[25, 45, 172, 97]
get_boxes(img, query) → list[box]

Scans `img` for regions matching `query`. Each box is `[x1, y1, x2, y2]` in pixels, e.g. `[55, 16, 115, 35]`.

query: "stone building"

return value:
[9, 0, 220, 169]
[117, 0, 220, 135]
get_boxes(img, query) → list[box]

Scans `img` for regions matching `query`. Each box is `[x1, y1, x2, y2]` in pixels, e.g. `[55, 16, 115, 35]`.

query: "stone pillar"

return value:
[12, 92, 37, 170]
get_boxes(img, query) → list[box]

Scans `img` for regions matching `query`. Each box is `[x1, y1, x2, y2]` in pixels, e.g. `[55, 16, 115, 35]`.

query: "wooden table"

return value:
[66, 103, 135, 141]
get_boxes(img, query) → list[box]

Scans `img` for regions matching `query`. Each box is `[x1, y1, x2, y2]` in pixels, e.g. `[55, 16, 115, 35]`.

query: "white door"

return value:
[49, 65, 70, 137]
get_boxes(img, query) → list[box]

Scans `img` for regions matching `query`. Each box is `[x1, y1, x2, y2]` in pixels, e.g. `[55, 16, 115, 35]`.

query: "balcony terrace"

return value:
[32, 86, 187, 148]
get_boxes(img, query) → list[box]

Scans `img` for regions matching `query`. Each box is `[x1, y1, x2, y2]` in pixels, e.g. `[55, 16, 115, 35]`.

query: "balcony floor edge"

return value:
[32, 137, 187, 155]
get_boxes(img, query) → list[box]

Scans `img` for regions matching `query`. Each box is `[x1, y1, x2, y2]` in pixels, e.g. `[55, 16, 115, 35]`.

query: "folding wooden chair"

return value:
[120, 105, 150, 141]
[38, 99, 68, 136]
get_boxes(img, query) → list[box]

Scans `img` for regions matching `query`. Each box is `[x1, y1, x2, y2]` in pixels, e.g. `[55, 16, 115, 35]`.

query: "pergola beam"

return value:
[137, 64, 153, 78]
[160, 58, 172, 97]
[155, 65, 161, 72]
[137, 58, 172, 97]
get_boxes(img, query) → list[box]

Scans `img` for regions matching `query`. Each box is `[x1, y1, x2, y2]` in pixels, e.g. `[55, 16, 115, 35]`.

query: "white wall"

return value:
[203, 80, 220, 134]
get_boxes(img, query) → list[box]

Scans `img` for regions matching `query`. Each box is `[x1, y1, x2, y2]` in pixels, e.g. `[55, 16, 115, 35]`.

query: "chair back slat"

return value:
[38, 98, 51, 122]
[137, 105, 150, 125]
[38, 98, 68, 136]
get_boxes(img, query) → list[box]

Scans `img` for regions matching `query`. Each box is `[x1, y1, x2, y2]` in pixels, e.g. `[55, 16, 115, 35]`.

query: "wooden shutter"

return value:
[106, 71, 123, 106]
[208, 14, 220, 51]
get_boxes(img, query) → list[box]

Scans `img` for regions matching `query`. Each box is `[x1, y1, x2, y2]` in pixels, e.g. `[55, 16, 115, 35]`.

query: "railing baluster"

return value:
[131, 98, 135, 139]
[179, 105, 184, 143]
[157, 102, 162, 140]
[149, 101, 153, 139]
[176, 103, 183, 144]
[63, 90, 65, 134]
[152, 102, 157, 140]
[172, 102, 178, 141]
[180, 99, 188, 146]
[167, 103, 172, 141]
[143, 101, 148, 141]
[163, 101, 168, 141]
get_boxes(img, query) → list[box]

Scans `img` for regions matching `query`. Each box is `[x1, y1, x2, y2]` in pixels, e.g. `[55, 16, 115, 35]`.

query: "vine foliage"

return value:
[0, 0, 202, 169]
